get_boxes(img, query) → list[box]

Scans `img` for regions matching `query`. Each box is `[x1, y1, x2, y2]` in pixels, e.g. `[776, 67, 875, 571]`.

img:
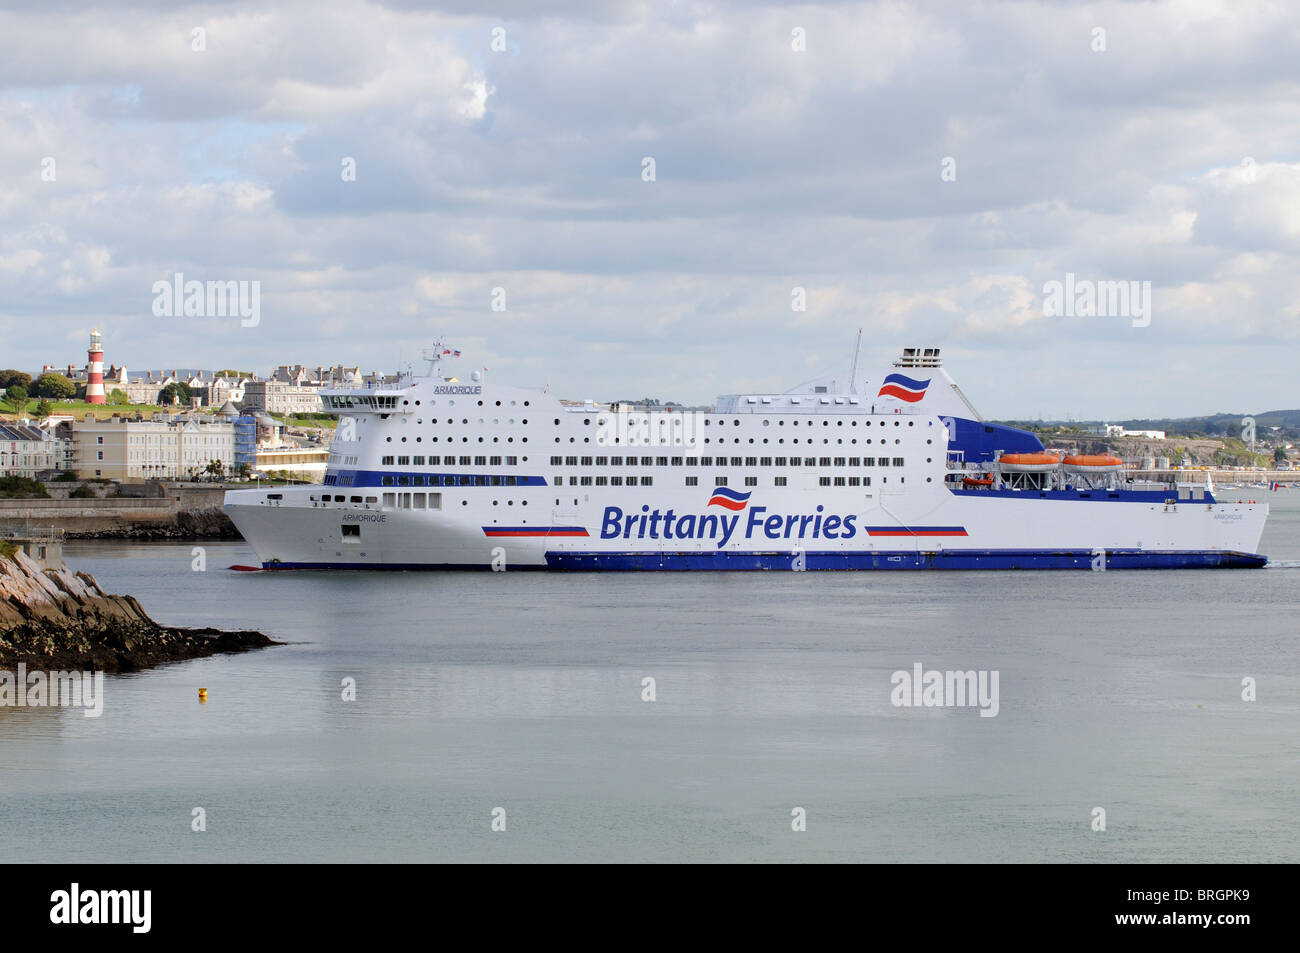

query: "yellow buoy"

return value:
[198, 688, 208, 702]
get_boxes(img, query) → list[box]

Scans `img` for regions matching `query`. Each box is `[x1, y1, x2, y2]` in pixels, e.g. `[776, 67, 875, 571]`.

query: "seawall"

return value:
[0, 484, 240, 539]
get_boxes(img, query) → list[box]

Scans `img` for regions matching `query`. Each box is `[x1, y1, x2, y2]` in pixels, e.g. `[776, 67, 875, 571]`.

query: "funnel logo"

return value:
[707, 486, 751, 511]
[877, 373, 930, 402]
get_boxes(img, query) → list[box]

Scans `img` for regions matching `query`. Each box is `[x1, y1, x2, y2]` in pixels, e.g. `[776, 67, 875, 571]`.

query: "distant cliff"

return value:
[0, 545, 275, 672]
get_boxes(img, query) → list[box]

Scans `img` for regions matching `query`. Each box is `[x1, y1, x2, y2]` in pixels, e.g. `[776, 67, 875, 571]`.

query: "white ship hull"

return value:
[223, 482, 1267, 570]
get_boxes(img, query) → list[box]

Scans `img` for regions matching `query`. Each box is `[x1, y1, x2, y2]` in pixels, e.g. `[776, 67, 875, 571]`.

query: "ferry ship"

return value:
[222, 345, 1269, 570]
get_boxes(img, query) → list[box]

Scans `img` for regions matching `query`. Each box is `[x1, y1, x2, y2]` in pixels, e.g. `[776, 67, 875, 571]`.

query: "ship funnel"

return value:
[895, 347, 942, 368]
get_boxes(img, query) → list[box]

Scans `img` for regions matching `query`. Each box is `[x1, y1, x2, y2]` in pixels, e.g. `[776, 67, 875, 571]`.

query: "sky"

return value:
[1, 0, 1297, 419]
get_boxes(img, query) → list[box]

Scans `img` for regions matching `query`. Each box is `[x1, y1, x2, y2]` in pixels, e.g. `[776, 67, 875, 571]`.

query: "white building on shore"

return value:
[71, 413, 235, 481]
[0, 421, 74, 478]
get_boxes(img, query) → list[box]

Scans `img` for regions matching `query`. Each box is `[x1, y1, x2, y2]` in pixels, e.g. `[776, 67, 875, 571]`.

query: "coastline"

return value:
[0, 544, 276, 673]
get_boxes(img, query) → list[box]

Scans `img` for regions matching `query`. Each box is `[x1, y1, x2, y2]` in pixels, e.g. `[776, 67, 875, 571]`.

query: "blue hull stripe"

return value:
[951, 486, 1216, 504]
[255, 549, 1267, 571]
[324, 470, 549, 488]
[542, 549, 1268, 571]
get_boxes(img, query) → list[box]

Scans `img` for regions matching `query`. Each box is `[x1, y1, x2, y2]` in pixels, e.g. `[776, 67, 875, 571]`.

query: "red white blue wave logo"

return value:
[876, 373, 930, 403]
[706, 487, 751, 511]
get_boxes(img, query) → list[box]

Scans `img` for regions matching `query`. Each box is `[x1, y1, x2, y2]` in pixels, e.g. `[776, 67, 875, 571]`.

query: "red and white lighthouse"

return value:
[86, 327, 105, 404]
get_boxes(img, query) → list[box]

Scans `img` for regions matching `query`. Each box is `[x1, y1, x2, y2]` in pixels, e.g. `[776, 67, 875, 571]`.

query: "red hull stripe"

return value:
[483, 527, 590, 537]
[865, 527, 969, 537]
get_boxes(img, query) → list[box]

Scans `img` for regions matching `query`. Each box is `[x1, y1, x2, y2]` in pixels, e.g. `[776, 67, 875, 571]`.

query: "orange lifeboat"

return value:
[962, 475, 994, 487]
[1063, 453, 1124, 472]
[999, 452, 1062, 472]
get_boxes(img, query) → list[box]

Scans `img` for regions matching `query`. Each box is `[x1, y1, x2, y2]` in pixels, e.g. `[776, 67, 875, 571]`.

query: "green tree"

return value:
[1275, 446, 1290, 465]
[34, 398, 54, 418]
[159, 382, 193, 406]
[5, 385, 29, 413]
[0, 475, 49, 498]
[33, 372, 76, 399]
[0, 370, 32, 390]
[203, 459, 226, 480]
[108, 388, 130, 405]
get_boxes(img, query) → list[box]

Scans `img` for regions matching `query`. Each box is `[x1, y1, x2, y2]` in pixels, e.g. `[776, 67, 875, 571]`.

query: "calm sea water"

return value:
[2, 491, 1297, 862]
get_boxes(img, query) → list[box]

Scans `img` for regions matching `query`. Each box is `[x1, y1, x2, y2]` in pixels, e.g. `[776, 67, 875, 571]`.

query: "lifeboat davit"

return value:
[1062, 453, 1124, 473]
[999, 452, 1062, 473]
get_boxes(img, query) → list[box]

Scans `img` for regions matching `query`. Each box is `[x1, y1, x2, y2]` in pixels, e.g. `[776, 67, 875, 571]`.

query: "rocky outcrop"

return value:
[0, 547, 275, 672]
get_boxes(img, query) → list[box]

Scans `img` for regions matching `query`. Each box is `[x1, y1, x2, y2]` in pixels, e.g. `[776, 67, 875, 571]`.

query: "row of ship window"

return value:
[381, 455, 520, 466]
[384, 434, 918, 446]
[374, 454, 910, 468]
[553, 475, 893, 487]
[546, 455, 906, 467]
[380, 474, 524, 487]
[557, 417, 918, 428]
[332, 473, 908, 492]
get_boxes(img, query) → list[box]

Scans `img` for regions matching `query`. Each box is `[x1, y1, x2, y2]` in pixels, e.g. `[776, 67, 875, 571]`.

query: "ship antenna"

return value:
[848, 328, 863, 393]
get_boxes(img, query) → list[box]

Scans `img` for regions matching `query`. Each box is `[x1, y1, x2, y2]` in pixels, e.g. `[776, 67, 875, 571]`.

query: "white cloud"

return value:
[1, 0, 1298, 417]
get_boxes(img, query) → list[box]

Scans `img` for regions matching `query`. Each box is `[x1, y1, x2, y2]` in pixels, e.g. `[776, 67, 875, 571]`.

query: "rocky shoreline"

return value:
[0, 546, 277, 673]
